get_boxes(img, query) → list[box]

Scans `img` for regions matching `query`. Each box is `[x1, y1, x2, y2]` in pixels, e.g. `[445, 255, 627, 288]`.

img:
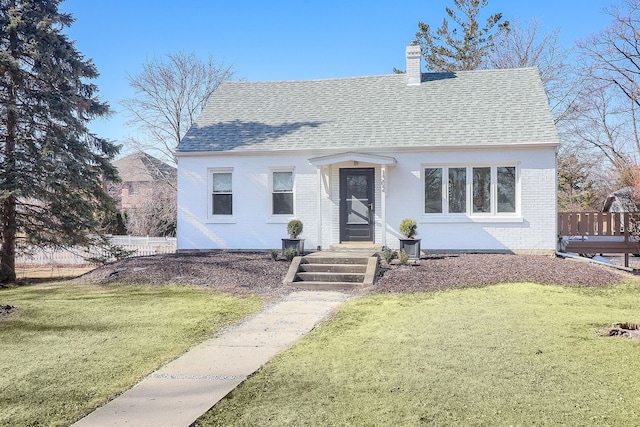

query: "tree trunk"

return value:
[1, 195, 16, 283]
[1, 103, 17, 282]
[2, 16, 18, 284]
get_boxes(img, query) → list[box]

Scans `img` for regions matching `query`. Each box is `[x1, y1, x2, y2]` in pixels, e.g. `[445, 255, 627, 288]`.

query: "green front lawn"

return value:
[199, 282, 640, 426]
[0, 283, 261, 427]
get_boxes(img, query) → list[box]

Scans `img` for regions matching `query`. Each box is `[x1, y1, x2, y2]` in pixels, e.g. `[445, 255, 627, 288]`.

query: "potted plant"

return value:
[399, 218, 421, 260]
[281, 219, 304, 256]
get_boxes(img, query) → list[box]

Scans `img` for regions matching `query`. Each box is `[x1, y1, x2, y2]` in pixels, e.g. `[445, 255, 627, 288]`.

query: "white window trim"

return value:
[266, 167, 296, 223]
[207, 167, 235, 223]
[421, 163, 521, 223]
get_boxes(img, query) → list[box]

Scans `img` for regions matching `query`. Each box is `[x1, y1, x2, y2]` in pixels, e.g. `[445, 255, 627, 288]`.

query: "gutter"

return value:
[174, 142, 560, 158]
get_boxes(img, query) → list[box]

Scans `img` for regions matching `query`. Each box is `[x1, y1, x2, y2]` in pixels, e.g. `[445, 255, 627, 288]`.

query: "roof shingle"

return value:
[177, 68, 559, 153]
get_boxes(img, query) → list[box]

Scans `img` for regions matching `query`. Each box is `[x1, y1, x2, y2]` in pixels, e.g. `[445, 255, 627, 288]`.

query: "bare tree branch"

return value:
[121, 52, 234, 166]
[578, 0, 640, 108]
[488, 18, 583, 130]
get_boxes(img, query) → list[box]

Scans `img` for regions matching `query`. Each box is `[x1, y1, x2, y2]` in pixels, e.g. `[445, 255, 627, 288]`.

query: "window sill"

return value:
[266, 216, 295, 224]
[206, 217, 236, 224]
[419, 215, 523, 224]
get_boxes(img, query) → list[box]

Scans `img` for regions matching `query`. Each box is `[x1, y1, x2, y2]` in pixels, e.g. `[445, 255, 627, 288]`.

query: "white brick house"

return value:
[176, 43, 559, 254]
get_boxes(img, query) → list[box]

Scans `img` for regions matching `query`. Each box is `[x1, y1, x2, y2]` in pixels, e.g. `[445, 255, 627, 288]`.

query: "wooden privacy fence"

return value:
[558, 212, 640, 266]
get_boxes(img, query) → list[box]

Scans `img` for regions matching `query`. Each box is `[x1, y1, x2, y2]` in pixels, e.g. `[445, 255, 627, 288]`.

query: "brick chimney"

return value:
[406, 41, 422, 86]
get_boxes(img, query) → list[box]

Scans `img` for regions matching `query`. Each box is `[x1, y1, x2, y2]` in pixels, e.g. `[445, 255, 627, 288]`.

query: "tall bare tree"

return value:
[579, 0, 640, 108]
[571, 79, 637, 167]
[488, 19, 582, 129]
[124, 181, 176, 237]
[415, 0, 509, 72]
[121, 52, 234, 165]
[570, 0, 640, 188]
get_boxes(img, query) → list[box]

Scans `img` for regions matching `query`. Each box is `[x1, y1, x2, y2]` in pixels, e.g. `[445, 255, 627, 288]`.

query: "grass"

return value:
[199, 282, 640, 426]
[0, 282, 261, 427]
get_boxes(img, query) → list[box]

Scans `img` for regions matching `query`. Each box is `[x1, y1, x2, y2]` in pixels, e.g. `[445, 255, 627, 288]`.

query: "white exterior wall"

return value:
[383, 147, 557, 253]
[177, 152, 322, 251]
[177, 146, 557, 253]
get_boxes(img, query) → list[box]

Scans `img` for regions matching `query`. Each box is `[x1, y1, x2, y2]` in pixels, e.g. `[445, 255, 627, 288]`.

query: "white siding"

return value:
[383, 148, 557, 253]
[177, 146, 557, 253]
[178, 153, 321, 251]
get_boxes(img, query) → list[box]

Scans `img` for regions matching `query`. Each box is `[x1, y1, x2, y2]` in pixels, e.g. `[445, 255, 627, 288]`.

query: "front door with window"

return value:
[340, 168, 375, 242]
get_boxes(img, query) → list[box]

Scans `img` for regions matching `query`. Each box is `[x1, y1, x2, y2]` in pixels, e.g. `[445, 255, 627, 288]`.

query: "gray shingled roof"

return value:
[113, 152, 176, 182]
[177, 68, 559, 153]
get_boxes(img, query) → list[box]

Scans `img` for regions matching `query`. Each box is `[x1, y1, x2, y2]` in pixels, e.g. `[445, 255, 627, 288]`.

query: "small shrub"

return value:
[85, 235, 137, 264]
[381, 247, 397, 264]
[287, 219, 303, 239]
[398, 250, 410, 265]
[399, 218, 417, 239]
[283, 248, 297, 262]
[269, 249, 279, 261]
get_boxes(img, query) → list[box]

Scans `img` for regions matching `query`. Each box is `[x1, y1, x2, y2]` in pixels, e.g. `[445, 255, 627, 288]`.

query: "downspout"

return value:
[316, 167, 322, 251]
[381, 165, 387, 247]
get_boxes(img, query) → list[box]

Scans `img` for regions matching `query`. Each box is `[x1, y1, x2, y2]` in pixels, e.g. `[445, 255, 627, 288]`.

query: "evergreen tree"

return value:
[0, 0, 119, 282]
[557, 153, 599, 212]
[416, 0, 509, 72]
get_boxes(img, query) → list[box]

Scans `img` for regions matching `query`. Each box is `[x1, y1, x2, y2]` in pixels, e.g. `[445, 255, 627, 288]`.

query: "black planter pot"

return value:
[399, 238, 422, 260]
[282, 238, 305, 256]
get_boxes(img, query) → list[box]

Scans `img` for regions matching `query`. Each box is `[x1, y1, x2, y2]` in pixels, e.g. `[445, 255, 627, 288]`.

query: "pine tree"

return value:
[416, 0, 509, 72]
[0, 0, 119, 282]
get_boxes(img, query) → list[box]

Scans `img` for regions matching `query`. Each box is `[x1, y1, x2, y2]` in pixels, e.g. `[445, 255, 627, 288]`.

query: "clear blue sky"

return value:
[60, 0, 615, 151]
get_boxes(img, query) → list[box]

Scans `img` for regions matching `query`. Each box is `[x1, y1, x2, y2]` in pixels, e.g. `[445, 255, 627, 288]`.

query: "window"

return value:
[497, 166, 516, 213]
[448, 167, 466, 213]
[272, 171, 294, 215]
[211, 172, 232, 215]
[424, 168, 442, 213]
[424, 165, 518, 216]
[472, 167, 491, 213]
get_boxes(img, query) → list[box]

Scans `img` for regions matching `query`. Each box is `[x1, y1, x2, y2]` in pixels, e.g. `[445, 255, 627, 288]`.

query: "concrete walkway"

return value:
[72, 291, 350, 427]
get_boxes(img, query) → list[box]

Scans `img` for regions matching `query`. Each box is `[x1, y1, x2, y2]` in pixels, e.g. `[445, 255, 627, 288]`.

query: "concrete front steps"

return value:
[283, 251, 378, 291]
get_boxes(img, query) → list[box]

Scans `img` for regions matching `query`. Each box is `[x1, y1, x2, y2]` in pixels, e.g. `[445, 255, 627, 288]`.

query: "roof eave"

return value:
[175, 141, 560, 158]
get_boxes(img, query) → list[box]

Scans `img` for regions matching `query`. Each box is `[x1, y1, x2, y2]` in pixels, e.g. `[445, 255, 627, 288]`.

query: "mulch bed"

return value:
[74, 251, 294, 300]
[72, 252, 628, 299]
[372, 254, 625, 293]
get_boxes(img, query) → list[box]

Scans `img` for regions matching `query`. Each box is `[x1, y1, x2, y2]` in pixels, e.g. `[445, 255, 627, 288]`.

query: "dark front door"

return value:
[340, 168, 375, 242]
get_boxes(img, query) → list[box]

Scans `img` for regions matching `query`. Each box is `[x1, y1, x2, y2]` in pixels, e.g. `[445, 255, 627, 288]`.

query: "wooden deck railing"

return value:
[558, 212, 640, 266]
[557, 212, 640, 238]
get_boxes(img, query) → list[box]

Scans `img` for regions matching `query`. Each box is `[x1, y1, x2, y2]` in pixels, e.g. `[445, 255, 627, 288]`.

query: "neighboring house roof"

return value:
[603, 187, 639, 212]
[177, 68, 559, 153]
[112, 152, 176, 182]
